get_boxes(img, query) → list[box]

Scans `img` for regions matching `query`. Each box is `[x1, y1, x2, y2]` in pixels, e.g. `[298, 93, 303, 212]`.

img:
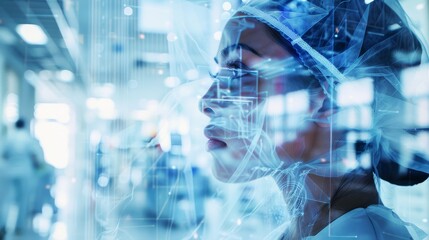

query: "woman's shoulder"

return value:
[307, 205, 427, 239]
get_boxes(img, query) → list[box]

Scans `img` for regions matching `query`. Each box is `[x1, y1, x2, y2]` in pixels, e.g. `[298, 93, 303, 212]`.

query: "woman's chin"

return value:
[211, 160, 262, 183]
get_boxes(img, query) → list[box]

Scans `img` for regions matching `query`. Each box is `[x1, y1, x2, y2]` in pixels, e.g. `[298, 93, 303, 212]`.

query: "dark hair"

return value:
[15, 118, 26, 129]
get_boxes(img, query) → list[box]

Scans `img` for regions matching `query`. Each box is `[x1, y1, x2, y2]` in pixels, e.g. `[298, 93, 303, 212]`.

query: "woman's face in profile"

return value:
[201, 15, 325, 182]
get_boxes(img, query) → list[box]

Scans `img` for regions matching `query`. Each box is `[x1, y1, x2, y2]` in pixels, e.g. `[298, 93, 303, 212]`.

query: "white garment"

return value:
[0, 129, 44, 231]
[307, 205, 427, 240]
[1, 130, 44, 177]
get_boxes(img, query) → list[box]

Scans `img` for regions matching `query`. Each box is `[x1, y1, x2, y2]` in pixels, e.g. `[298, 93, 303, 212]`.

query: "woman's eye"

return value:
[207, 60, 258, 94]
[226, 60, 246, 70]
[208, 71, 218, 79]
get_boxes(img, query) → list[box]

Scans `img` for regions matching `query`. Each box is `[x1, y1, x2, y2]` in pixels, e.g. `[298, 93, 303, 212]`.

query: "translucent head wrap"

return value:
[240, 0, 427, 88]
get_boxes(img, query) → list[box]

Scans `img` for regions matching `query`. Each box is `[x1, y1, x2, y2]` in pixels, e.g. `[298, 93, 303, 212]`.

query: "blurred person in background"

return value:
[0, 118, 45, 238]
[200, 0, 429, 239]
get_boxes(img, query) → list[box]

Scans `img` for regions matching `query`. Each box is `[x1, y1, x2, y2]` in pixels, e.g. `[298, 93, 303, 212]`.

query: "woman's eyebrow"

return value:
[220, 43, 262, 59]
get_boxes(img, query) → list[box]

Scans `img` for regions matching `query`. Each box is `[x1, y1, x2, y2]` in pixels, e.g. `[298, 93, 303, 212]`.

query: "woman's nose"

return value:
[200, 97, 217, 118]
[199, 84, 222, 118]
[201, 104, 216, 117]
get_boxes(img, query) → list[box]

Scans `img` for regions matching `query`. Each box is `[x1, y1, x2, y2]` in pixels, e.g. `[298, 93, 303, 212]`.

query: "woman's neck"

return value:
[274, 168, 381, 239]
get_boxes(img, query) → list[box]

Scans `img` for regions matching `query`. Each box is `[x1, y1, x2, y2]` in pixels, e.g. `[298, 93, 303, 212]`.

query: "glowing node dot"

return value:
[167, 32, 178, 42]
[97, 176, 109, 187]
[139, 33, 145, 40]
[214, 31, 222, 41]
[123, 6, 133, 16]
[223, 1, 232, 11]
[237, 218, 242, 225]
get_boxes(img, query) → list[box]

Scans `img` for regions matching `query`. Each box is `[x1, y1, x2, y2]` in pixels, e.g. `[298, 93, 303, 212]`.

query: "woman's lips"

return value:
[206, 138, 227, 150]
[204, 124, 227, 150]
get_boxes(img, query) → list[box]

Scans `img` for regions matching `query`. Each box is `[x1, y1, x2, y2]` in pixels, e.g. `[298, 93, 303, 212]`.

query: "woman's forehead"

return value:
[217, 15, 289, 62]
[221, 15, 264, 42]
